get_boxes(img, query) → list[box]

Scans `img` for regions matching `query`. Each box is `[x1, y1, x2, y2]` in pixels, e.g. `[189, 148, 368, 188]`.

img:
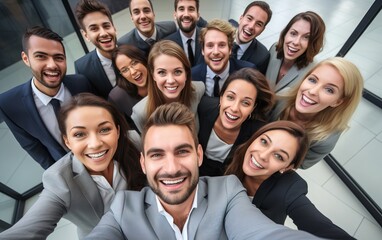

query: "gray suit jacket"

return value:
[84, 175, 318, 239]
[265, 43, 314, 93]
[117, 21, 177, 55]
[0, 153, 109, 240]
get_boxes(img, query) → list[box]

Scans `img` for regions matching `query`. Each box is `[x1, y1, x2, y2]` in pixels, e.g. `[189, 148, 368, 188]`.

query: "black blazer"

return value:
[191, 58, 255, 84]
[164, 28, 204, 66]
[198, 96, 265, 176]
[239, 39, 269, 74]
[74, 50, 113, 99]
[0, 75, 95, 169]
[254, 171, 355, 239]
[117, 21, 177, 56]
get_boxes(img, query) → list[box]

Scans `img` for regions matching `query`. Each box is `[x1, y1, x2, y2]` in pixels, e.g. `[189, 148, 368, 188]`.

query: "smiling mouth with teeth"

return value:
[161, 178, 185, 185]
[165, 86, 178, 91]
[86, 150, 107, 159]
[251, 155, 264, 169]
[225, 112, 239, 120]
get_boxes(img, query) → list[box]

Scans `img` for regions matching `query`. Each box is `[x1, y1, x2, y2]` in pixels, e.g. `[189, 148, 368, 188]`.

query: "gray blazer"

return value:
[84, 175, 319, 239]
[266, 43, 314, 93]
[131, 81, 205, 133]
[270, 100, 342, 169]
[0, 153, 110, 239]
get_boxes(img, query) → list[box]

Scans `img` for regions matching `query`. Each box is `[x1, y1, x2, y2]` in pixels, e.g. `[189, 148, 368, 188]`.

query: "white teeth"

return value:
[162, 178, 185, 185]
[166, 86, 177, 91]
[251, 155, 264, 169]
[134, 73, 142, 80]
[212, 58, 222, 61]
[243, 29, 252, 36]
[87, 151, 107, 159]
[302, 95, 316, 104]
[226, 112, 239, 120]
[45, 71, 59, 76]
[288, 46, 298, 52]
[99, 38, 112, 43]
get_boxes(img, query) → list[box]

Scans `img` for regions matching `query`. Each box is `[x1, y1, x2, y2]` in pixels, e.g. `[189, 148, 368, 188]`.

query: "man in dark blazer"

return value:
[74, 0, 117, 99]
[84, 102, 318, 240]
[0, 26, 94, 169]
[164, 0, 203, 66]
[230, 1, 272, 74]
[117, 0, 177, 55]
[191, 19, 254, 97]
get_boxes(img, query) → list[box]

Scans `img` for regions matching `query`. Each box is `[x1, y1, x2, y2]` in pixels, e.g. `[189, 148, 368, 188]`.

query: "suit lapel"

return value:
[90, 51, 113, 90]
[72, 157, 104, 218]
[144, 190, 175, 239]
[276, 65, 299, 92]
[187, 181, 208, 239]
[252, 174, 279, 207]
[241, 39, 256, 61]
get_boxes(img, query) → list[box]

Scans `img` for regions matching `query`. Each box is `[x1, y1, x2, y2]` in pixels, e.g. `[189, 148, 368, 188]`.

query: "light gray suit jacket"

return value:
[266, 43, 314, 93]
[0, 153, 109, 239]
[84, 175, 319, 240]
[270, 100, 342, 169]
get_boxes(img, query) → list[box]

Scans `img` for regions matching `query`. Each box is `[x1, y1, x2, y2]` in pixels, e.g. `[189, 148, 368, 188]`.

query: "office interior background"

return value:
[0, 0, 381, 239]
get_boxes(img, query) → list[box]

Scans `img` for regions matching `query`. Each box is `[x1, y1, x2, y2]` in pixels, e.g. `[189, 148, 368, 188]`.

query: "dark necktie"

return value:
[146, 38, 156, 46]
[50, 98, 61, 119]
[187, 39, 194, 65]
[213, 75, 221, 97]
[231, 43, 240, 59]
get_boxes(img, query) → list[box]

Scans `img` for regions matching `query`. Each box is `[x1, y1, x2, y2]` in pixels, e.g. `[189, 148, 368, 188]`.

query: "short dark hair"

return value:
[242, 1, 272, 26]
[174, 0, 199, 11]
[58, 93, 146, 190]
[129, 0, 154, 15]
[22, 26, 65, 54]
[111, 44, 148, 98]
[141, 102, 198, 152]
[75, 0, 113, 30]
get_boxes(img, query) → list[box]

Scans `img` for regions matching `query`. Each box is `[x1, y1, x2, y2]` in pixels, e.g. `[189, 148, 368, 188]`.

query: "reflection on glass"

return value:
[0, 193, 16, 225]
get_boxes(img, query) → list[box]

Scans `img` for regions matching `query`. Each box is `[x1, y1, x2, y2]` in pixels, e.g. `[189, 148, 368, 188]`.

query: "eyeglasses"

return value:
[119, 60, 139, 75]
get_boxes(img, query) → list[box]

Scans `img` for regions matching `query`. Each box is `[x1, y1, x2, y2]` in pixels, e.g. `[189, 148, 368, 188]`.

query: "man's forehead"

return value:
[143, 125, 194, 151]
[27, 36, 65, 54]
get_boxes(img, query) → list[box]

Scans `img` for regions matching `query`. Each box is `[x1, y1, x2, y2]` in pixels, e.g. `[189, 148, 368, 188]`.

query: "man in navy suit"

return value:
[191, 19, 255, 97]
[117, 0, 177, 56]
[0, 26, 94, 169]
[230, 1, 272, 74]
[165, 0, 203, 67]
[74, 0, 117, 99]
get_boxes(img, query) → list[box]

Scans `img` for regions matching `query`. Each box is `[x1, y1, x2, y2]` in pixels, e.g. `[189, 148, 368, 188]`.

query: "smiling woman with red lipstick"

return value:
[197, 67, 274, 176]
[109, 44, 149, 131]
[0, 93, 145, 239]
[225, 120, 355, 239]
[270, 57, 364, 169]
[265, 11, 325, 93]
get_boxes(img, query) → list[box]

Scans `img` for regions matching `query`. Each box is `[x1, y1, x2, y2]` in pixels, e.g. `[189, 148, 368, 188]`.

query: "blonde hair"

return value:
[199, 19, 236, 50]
[278, 57, 363, 142]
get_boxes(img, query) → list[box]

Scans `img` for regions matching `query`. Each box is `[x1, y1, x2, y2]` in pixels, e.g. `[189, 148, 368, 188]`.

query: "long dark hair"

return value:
[225, 120, 309, 181]
[58, 93, 146, 190]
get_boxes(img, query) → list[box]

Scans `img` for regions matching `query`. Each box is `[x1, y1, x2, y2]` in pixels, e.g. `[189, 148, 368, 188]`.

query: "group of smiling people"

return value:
[0, 0, 364, 239]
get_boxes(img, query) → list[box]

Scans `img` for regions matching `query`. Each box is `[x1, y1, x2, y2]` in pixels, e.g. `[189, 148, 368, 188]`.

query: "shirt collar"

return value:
[206, 61, 230, 80]
[179, 29, 197, 45]
[137, 27, 158, 41]
[31, 78, 66, 105]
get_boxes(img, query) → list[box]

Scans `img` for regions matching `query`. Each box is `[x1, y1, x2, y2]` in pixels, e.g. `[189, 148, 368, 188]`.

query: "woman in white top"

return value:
[0, 93, 145, 239]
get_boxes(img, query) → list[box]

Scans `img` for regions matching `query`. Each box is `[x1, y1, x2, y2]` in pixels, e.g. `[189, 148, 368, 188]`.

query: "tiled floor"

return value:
[0, 0, 381, 239]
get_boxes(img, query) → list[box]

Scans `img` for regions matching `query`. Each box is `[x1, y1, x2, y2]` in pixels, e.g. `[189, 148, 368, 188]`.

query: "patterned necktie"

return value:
[50, 98, 61, 119]
[146, 38, 156, 46]
[213, 75, 221, 97]
[187, 39, 194, 65]
[231, 43, 240, 59]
